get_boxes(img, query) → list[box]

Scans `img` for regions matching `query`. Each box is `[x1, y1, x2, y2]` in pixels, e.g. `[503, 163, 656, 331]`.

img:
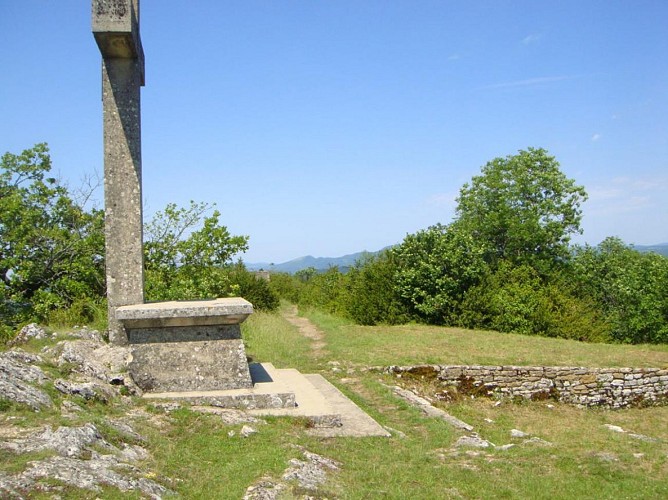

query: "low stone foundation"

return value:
[384, 365, 668, 409]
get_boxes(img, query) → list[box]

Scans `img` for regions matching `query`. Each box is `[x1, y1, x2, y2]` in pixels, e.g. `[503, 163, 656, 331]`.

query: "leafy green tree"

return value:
[144, 201, 248, 273]
[571, 238, 668, 343]
[0, 144, 105, 333]
[456, 148, 587, 271]
[392, 223, 487, 324]
[295, 267, 318, 283]
[143, 201, 249, 302]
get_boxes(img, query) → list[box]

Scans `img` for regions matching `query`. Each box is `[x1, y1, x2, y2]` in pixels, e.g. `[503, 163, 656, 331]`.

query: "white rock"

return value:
[455, 435, 492, 448]
[241, 425, 258, 438]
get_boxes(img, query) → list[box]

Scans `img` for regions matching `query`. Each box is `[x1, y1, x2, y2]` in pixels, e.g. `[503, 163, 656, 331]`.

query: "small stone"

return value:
[152, 402, 181, 413]
[546, 404, 555, 409]
[604, 424, 625, 433]
[10, 323, 48, 345]
[241, 425, 257, 438]
[510, 429, 529, 438]
[523, 437, 552, 447]
[633, 453, 645, 459]
[455, 435, 492, 449]
[228, 430, 236, 437]
[595, 452, 618, 462]
[483, 418, 495, 423]
[384, 426, 407, 439]
[496, 444, 515, 451]
[628, 433, 658, 443]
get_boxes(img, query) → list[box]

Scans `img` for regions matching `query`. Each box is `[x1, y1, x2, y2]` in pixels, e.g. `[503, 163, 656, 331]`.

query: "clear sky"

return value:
[2, 1, 667, 263]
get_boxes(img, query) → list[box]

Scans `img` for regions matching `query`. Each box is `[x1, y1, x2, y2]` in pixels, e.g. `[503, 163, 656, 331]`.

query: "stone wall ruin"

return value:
[385, 364, 668, 409]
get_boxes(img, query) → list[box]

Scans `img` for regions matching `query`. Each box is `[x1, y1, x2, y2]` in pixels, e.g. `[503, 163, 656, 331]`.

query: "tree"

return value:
[392, 223, 487, 324]
[455, 148, 587, 271]
[0, 144, 105, 332]
[571, 238, 668, 344]
[144, 201, 248, 272]
[143, 201, 250, 302]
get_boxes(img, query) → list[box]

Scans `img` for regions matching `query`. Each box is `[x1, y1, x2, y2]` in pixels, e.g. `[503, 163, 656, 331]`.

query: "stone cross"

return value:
[92, 0, 145, 344]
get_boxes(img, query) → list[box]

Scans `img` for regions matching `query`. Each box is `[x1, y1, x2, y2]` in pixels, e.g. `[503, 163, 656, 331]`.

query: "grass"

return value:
[239, 306, 668, 498]
[2, 305, 667, 498]
[300, 307, 668, 368]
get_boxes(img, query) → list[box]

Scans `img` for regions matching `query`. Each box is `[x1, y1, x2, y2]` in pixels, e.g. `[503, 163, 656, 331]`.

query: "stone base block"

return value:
[145, 391, 297, 410]
[129, 338, 253, 392]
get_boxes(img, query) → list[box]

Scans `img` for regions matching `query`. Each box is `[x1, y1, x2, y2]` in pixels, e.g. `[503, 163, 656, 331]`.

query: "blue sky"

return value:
[2, 1, 667, 263]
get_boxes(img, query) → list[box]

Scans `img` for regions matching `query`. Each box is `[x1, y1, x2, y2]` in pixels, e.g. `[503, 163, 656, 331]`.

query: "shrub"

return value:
[571, 238, 668, 344]
[345, 252, 409, 325]
[460, 262, 611, 342]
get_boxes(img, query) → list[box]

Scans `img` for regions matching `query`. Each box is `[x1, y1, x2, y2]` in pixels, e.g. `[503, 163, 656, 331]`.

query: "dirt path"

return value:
[281, 305, 327, 357]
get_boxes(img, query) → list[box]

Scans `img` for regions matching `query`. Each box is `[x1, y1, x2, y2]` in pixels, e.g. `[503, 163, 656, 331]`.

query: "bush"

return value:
[226, 265, 279, 312]
[267, 272, 301, 303]
[297, 267, 349, 315]
[345, 252, 409, 325]
[46, 297, 108, 331]
[460, 262, 611, 342]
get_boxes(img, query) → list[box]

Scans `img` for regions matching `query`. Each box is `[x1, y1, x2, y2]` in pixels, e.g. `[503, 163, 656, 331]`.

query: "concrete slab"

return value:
[117, 298, 253, 328]
[303, 375, 391, 438]
[247, 364, 342, 428]
[143, 363, 389, 437]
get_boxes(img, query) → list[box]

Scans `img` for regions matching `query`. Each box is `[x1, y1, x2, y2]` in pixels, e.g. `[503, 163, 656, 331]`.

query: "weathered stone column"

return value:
[93, 0, 145, 344]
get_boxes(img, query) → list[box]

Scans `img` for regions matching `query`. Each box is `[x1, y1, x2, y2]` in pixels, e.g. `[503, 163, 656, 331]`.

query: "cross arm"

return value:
[92, 0, 145, 83]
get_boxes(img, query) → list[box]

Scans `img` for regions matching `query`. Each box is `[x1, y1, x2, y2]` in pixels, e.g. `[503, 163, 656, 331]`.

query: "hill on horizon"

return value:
[245, 242, 668, 274]
[636, 243, 668, 257]
[245, 249, 385, 274]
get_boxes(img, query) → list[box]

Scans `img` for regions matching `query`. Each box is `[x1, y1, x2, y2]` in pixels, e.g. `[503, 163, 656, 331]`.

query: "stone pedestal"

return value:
[117, 298, 254, 392]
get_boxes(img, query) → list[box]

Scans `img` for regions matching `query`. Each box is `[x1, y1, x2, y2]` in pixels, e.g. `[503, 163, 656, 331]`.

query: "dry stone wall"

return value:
[385, 365, 668, 408]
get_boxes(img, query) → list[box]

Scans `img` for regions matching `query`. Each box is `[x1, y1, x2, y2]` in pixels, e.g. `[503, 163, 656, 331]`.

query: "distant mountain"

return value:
[245, 249, 385, 274]
[246, 242, 668, 274]
[635, 243, 668, 257]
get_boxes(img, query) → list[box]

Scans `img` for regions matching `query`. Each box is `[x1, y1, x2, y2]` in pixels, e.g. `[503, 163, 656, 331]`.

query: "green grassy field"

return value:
[2, 306, 667, 498]
[238, 305, 668, 499]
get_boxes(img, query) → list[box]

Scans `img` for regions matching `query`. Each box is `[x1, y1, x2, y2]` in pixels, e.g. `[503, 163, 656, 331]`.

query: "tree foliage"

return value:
[143, 201, 248, 303]
[392, 223, 486, 324]
[460, 262, 610, 342]
[144, 201, 248, 274]
[0, 145, 278, 340]
[282, 147, 667, 344]
[143, 201, 277, 310]
[0, 144, 105, 332]
[571, 238, 668, 343]
[345, 251, 409, 326]
[456, 148, 587, 271]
